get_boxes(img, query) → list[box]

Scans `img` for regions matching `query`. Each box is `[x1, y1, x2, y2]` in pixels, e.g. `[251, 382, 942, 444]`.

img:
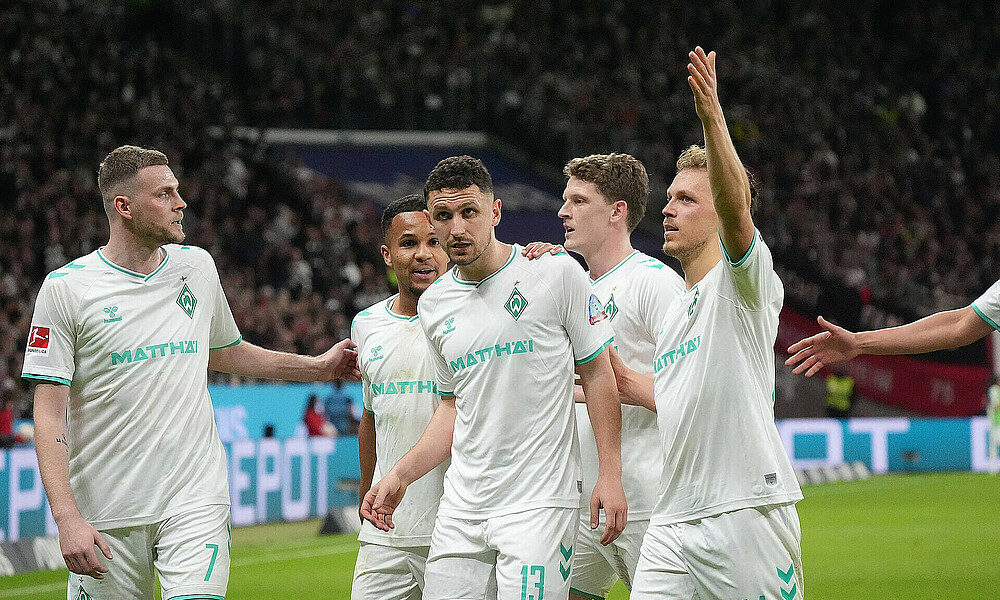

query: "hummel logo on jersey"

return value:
[505, 287, 528, 320]
[687, 288, 700, 317]
[588, 294, 608, 325]
[102, 305, 122, 323]
[442, 316, 456, 335]
[370, 345, 384, 362]
[604, 294, 619, 320]
[176, 283, 197, 318]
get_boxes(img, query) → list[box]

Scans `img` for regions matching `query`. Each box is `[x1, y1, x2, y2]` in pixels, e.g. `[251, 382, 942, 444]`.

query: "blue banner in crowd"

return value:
[0, 415, 993, 541]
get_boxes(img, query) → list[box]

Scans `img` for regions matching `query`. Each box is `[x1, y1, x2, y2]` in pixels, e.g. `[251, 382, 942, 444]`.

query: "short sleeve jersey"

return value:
[650, 232, 802, 526]
[22, 245, 241, 529]
[352, 296, 447, 546]
[576, 251, 684, 519]
[417, 246, 614, 519]
[972, 279, 1000, 332]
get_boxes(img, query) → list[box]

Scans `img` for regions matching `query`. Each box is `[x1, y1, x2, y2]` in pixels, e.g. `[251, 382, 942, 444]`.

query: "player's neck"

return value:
[680, 243, 723, 290]
[584, 235, 635, 281]
[102, 234, 167, 275]
[391, 290, 419, 317]
[456, 239, 512, 282]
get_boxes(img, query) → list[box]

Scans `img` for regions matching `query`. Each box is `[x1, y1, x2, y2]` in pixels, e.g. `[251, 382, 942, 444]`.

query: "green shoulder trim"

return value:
[569, 588, 605, 600]
[364, 408, 375, 415]
[973, 303, 1000, 332]
[576, 338, 614, 365]
[23, 373, 71, 386]
[721, 230, 758, 268]
[210, 336, 243, 350]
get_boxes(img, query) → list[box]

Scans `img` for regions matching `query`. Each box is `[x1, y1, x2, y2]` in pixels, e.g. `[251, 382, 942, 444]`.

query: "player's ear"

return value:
[611, 200, 627, 224]
[492, 197, 502, 227]
[380, 244, 392, 268]
[114, 195, 131, 220]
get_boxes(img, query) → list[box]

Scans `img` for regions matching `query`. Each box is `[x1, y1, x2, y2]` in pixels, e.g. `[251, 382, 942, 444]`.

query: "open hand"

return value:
[784, 316, 859, 377]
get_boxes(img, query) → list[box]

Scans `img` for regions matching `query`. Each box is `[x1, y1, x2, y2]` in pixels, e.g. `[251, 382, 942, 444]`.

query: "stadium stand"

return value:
[2, 0, 999, 419]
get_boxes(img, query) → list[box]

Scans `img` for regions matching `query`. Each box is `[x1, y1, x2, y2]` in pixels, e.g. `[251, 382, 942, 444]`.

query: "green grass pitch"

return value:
[2, 473, 997, 599]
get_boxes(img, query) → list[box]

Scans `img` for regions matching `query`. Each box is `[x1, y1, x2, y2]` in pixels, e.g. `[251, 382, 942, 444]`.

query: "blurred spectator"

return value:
[0, 391, 14, 449]
[324, 380, 358, 435]
[824, 367, 857, 419]
[304, 394, 338, 438]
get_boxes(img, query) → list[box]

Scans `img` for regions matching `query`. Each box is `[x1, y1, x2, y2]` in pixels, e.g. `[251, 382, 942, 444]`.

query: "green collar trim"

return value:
[384, 296, 419, 321]
[591, 250, 640, 285]
[97, 248, 170, 281]
[451, 244, 516, 287]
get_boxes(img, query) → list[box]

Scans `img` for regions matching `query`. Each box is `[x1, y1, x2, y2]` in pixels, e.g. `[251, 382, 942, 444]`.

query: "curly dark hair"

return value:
[423, 155, 493, 200]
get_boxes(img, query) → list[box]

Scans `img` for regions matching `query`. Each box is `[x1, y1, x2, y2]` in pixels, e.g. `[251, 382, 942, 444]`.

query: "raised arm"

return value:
[687, 46, 755, 261]
[361, 396, 456, 531]
[785, 307, 993, 377]
[33, 383, 113, 579]
[576, 349, 628, 545]
[209, 338, 360, 382]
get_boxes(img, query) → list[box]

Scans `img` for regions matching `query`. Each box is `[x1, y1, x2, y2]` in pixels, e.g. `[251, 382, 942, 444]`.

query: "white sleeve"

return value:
[207, 255, 242, 349]
[351, 318, 375, 413]
[554, 257, 614, 364]
[22, 277, 77, 385]
[718, 229, 782, 311]
[421, 321, 455, 396]
[636, 260, 686, 339]
[972, 279, 1000, 332]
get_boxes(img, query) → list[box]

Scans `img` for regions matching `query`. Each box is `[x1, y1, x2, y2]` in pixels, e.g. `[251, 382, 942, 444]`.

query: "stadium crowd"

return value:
[3, 0, 1000, 416]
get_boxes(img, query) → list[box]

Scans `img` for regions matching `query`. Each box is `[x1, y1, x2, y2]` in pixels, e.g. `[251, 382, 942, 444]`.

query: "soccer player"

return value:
[352, 194, 450, 599]
[528, 153, 685, 600]
[362, 155, 627, 600]
[607, 48, 804, 600]
[784, 287, 996, 377]
[22, 145, 360, 600]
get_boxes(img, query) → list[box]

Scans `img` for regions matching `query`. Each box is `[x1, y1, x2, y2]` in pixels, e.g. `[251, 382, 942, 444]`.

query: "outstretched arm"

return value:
[209, 338, 360, 381]
[785, 307, 993, 377]
[361, 396, 456, 531]
[687, 46, 755, 261]
[577, 349, 628, 546]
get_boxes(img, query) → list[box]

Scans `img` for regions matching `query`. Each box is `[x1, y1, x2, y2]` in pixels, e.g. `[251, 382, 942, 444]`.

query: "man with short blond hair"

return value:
[24, 144, 359, 600]
[608, 49, 803, 600]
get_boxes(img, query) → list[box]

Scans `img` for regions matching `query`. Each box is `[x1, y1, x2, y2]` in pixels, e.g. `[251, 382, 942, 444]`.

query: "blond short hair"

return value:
[563, 153, 649, 232]
[675, 145, 759, 212]
[97, 145, 169, 215]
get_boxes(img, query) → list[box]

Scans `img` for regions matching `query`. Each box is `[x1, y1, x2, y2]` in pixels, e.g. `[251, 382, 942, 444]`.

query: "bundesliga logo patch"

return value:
[26, 326, 50, 355]
[587, 294, 608, 325]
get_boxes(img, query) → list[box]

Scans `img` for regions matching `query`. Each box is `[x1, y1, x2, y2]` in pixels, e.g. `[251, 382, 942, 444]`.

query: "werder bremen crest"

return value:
[505, 286, 528, 320]
[604, 294, 619, 320]
[176, 283, 198, 318]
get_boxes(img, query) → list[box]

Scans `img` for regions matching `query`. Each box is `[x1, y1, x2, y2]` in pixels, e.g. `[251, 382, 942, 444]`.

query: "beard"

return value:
[132, 214, 185, 246]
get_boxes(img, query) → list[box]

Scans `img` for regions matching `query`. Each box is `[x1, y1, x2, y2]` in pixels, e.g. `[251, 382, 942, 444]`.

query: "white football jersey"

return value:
[972, 279, 1000, 332]
[22, 245, 240, 529]
[353, 296, 446, 546]
[577, 251, 685, 519]
[418, 245, 614, 519]
[650, 232, 802, 526]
